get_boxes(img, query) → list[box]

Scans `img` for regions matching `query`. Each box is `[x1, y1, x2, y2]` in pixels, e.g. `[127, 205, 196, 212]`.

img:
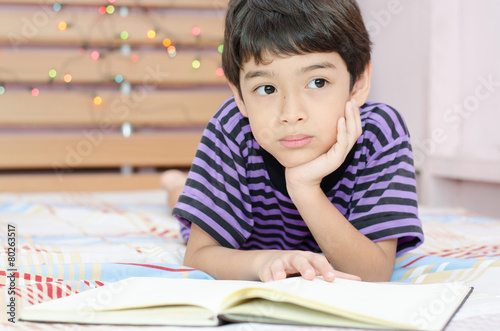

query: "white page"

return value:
[253, 277, 470, 330]
[24, 278, 259, 315]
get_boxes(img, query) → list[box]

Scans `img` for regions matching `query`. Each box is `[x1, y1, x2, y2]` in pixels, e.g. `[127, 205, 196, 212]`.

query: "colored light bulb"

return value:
[90, 51, 100, 61]
[49, 69, 57, 78]
[31, 88, 40, 97]
[192, 60, 201, 69]
[191, 26, 201, 37]
[147, 30, 156, 40]
[94, 96, 102, 105]
[167, 46, 176, 54]
[57, 21, 67, 31]
[215, 67, 224, 77]
[119, 6, 129, 17]
[162, 38, 172, 47]
[63, 74, 72, 83]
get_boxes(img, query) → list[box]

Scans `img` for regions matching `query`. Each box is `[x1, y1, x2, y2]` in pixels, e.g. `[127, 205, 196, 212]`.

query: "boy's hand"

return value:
[257, 250, 361, 283]
[285, 100, 362, 191]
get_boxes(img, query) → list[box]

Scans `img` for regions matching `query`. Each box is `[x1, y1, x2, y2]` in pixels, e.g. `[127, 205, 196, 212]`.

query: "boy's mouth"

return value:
[279, 135, 313, 149]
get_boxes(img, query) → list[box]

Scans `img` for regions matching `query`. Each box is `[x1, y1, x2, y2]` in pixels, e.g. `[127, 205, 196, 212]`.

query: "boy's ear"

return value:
[350, 62, 372, 106]
[228, 82, 248, 117]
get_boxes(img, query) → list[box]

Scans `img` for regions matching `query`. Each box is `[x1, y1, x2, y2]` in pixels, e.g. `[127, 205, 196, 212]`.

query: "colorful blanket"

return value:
[1, 190, 499, 330]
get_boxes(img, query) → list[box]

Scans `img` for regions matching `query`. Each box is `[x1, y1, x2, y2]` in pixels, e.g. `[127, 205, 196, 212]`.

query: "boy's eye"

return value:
[307, 79, 327, 89]
[255, 85, 277, 95]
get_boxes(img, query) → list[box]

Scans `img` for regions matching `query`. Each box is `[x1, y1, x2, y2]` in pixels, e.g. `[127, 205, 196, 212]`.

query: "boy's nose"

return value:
[279, 94, 307, 125]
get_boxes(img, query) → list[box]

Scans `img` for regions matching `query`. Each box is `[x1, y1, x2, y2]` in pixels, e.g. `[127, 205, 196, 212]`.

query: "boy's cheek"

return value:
[319, 123, 340, 149]
[248, 115, 280, 146]
[254, 128, 274, 146]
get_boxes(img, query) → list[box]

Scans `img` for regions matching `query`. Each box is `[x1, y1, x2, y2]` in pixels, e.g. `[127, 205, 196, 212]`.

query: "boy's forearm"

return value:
[183, 223, 353, 282]
[184, 245, 270, 281]
[288, 186, 395, 282]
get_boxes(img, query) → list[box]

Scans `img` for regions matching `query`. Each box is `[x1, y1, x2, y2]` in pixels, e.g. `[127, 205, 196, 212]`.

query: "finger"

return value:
[309, 255, 336, 282]
[335, 116, 348, 151]
[325, 117, 348, 167]
[259, 268, 273, 283]
[334, 116, 349, 161]
[345, 101, 360, 148]
[345, 101, 357, 138]
[269, 260, 287, 282]
[289, 255, 316, 281]
[352, 100, 363, 136]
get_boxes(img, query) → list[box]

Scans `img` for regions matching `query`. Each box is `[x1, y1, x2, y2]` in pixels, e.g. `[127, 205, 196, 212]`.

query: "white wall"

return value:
[358, 0, 500, 218]
[358, 0, 430, 144]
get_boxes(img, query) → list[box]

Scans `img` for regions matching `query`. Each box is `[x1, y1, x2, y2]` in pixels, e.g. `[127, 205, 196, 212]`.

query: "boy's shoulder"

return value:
[210, 96, 251, 136]
[360, 101, 411, 146]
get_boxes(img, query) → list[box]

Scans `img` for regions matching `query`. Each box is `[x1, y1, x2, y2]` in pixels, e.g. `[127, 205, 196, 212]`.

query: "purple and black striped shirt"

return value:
[173, 97, 424, 256]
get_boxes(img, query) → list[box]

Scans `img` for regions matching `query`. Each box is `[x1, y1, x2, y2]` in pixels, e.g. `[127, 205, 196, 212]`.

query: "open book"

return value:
[21, 276, 472, 330]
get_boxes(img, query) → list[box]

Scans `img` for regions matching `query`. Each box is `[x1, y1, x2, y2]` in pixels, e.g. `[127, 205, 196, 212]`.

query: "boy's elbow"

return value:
[182, 251, 194, 268]
[182, 223, 219, 269]
[182, 244, 206, 269]
[362, 263, 394, 282]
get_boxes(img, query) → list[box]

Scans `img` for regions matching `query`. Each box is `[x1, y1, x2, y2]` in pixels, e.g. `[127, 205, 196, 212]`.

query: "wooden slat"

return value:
[0, 0, 228, 9]
[0, 90, 231, 126]
[0, 173, 165, 192]
[0, 49, 226, 85]
[0, 132, 202, 169]
[0, 9, 224, 47]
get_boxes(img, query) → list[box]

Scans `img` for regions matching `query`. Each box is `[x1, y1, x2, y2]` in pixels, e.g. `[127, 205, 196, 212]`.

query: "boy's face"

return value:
[230, 52, 356, 168]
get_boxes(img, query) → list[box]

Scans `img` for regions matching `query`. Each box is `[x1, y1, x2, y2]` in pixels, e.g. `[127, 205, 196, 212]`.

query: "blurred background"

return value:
[0, 0, 232, 192]
[358, 0, 500, 218]
[0, 0, 498, 217]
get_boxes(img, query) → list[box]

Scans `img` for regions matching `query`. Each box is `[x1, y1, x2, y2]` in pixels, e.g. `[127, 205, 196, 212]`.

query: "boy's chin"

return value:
[276, 154, 318, 169]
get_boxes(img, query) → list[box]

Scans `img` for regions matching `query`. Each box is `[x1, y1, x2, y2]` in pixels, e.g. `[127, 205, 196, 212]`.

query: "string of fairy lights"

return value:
[0, 0, 226, 105]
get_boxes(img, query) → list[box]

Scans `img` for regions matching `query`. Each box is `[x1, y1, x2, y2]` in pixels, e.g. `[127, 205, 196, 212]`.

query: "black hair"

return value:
[222, 0, 372, 94]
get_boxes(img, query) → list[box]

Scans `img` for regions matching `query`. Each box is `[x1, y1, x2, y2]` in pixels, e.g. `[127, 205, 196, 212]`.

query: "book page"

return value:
[21, 277, 260, 326]
[221, 298, 388, 329]
[220, 277, 472, 330]
[24, 305, 218, 326]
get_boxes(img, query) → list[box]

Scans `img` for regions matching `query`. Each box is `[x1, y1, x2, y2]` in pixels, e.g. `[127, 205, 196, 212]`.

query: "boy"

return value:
[167, 0, 423, 282]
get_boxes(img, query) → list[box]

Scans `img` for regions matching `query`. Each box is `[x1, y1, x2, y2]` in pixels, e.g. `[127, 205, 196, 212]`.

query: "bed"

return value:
[1, 189, 499, 330]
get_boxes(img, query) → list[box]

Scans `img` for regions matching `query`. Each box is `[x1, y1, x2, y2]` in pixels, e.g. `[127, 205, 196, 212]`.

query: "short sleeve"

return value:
[172, 103, 254, 249]
[349, 105, 424, 256]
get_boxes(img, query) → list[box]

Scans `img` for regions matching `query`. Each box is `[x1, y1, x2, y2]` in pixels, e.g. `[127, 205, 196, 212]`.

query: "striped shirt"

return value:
[173, 97, 424, 256]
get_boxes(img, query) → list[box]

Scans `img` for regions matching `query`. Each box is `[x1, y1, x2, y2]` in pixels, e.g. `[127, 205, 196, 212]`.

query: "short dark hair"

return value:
[222, 0, 371, 94]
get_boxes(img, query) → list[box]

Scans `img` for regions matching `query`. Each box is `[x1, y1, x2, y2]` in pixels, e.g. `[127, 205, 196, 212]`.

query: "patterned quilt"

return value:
[1, 190, 499, 330]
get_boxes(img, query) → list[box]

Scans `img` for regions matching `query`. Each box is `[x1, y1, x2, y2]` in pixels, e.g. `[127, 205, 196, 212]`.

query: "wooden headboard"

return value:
[0, 0, 231, 192]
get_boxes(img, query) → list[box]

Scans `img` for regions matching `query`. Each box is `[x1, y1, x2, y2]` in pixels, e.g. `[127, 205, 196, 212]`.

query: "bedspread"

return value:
[1, 190, 499, 330]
